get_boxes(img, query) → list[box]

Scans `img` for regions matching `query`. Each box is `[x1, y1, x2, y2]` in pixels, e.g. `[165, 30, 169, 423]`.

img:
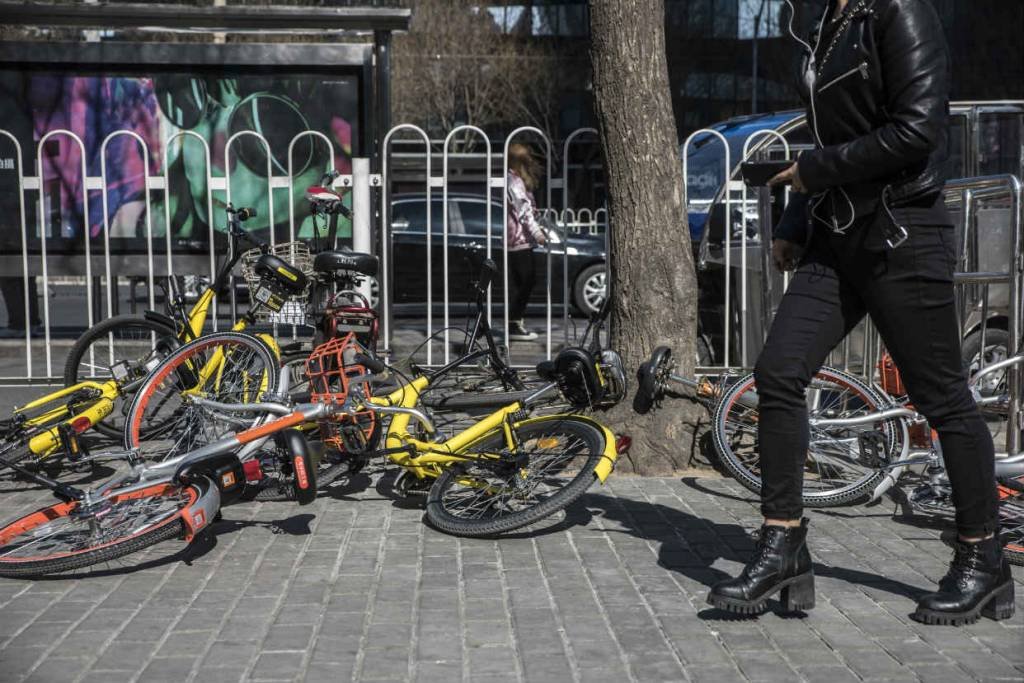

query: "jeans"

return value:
[755, 212, 998, 537]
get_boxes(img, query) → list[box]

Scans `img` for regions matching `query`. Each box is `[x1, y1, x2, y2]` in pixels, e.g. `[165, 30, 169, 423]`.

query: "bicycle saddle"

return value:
[253, 253, 308, 294]
[305, 185, 352, 217]
[314, 250, 379, 277]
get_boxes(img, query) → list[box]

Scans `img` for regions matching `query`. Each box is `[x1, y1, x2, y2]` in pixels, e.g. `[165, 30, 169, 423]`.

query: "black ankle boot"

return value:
[707, 518, 814, 615]
[912, 536, 1015, 626]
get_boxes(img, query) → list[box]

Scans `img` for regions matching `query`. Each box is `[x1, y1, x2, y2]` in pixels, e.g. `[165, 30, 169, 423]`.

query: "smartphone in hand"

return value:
[740, 161, 793, 187]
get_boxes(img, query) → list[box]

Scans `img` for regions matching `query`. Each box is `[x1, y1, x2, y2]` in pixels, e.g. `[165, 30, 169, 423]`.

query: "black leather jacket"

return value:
[777, 0, 951, 242]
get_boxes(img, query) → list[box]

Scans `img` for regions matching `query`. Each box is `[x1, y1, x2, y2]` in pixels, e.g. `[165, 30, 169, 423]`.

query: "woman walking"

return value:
[505, 143, 547, 341]
[708, 0, 1014, 625]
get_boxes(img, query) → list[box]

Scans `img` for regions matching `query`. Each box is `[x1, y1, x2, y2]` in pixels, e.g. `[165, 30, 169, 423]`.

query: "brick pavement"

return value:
[0, 471, 1021, 683]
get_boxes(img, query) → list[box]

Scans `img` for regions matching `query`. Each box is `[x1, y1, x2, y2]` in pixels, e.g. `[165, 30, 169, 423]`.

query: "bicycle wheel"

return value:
[998, 477, 1024, 566]
[0, 481, 197, 577]
[63, 315, 178, 438]
[425, 415, 607, 537]
[123, 332, 279, 460]
[712, 367, 907, 507]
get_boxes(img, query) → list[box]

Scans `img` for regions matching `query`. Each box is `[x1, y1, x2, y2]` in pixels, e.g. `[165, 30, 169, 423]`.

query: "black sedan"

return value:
[388, 193, 607, 315]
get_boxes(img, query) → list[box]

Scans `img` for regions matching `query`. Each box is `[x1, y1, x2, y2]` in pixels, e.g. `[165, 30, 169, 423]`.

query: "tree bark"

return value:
[588, 0, 703, 474]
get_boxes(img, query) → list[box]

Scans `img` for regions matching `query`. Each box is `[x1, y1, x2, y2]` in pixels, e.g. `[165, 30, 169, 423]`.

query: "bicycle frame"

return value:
[369, 375, 618, 483]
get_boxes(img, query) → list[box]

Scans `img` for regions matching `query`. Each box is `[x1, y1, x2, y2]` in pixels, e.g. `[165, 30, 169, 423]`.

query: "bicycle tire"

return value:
[63, 315, 178, 438]
[999, 478, 1024, 566]
[123, 332, 280, 459]
[1005, 541, 1024, 567]
[0, 481, 196, 577]
[425, 415, 606, 537]
[712, 366, 905, 507]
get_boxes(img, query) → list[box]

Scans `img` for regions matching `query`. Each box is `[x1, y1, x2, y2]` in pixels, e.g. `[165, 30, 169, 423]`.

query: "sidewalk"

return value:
[0, 473, 1021, 683]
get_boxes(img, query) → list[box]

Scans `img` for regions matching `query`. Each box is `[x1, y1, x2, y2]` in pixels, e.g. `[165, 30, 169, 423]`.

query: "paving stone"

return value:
[0, 475, 1019, 683]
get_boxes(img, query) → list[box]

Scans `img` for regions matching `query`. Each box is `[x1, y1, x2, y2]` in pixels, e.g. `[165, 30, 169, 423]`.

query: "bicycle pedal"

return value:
[856, 430, 887, 468]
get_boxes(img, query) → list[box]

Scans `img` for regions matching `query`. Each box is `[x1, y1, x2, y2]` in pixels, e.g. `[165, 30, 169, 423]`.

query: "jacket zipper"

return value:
[817, 61, 869, 93]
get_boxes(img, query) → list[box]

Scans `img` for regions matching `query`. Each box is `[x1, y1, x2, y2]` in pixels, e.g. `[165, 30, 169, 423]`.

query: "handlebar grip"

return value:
[353, 353, 387, 374]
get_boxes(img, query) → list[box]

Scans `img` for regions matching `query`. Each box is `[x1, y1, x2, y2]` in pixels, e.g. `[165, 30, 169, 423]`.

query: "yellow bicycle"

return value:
[0, 206, 307, 476]
[120, 319, 625, 536]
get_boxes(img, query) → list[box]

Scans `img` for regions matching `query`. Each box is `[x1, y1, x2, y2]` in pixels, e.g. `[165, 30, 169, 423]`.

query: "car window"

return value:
[947, 113, 969, 178]
[391, 198, 443, 233]
[454, 199, 502, 237]
[978, 112, 1023, 177]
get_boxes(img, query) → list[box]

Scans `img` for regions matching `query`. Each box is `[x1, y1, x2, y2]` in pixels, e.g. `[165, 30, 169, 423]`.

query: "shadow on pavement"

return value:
[28, 511, 317, 581]
[575, 489, 928, 619]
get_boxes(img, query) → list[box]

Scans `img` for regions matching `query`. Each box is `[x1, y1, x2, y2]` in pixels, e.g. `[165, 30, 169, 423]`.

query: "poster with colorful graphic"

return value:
[0, 68, 361, 254]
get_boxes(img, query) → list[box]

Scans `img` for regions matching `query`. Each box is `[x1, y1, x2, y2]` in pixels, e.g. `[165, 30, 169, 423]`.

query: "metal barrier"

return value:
[0, 125, 346, 383]
[940, 176, 1021, 457]
[375, 126, 605, 369]
[0, 123, 608, 383]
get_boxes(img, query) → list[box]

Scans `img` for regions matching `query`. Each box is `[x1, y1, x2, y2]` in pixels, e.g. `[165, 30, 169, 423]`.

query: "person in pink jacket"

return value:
[506, 143, 547, 340]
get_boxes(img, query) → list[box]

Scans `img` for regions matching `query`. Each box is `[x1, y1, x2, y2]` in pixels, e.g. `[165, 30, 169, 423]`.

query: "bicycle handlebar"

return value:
[354, 353, 387, 374]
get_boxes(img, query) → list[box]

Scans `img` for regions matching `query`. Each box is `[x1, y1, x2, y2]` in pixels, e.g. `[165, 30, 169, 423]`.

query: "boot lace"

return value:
[747, 527, 781, 571]
[945, 543, 983, 589]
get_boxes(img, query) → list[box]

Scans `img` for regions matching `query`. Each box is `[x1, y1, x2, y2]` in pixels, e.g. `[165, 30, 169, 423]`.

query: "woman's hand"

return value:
[768, 162, 807, 193]
[772, 239, 804, 272]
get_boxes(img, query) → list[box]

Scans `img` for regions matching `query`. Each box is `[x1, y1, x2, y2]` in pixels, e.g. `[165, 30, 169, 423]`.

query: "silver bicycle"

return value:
[638, 346, 1024, 564]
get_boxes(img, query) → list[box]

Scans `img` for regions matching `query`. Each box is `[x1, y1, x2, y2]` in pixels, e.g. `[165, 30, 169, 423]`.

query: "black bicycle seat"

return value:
[314, 250, 379, 277]
[254, 253, 308, 295]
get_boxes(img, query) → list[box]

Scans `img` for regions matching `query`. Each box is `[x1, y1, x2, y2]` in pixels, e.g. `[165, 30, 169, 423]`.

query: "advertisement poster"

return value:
[0, 66, 362, 254]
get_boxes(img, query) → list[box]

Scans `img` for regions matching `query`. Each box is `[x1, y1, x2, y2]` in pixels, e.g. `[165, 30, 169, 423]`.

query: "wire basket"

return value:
[305, 333, 378, 453]
[240, 242, 314, 325]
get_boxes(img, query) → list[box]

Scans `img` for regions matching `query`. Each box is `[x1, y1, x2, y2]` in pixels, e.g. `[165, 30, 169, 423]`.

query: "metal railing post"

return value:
[351, 157, 373, 304]
[380, 124, 430, 363]
[683, 129, 731, 368]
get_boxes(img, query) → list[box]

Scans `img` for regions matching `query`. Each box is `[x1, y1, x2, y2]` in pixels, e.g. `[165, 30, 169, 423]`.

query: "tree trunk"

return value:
[588, 0, 703, 474]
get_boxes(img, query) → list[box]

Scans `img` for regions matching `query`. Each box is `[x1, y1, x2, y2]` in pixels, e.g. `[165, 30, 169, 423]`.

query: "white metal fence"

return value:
[0, 124, 606, 382]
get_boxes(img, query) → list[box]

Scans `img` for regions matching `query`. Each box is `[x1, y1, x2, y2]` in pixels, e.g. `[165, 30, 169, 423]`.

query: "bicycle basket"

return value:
[240, 242, 314, 326]
[305, 333, 377, 453]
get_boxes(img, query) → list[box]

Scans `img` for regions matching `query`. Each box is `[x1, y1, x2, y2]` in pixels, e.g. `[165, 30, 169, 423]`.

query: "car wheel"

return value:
[573, 264, 606, 316]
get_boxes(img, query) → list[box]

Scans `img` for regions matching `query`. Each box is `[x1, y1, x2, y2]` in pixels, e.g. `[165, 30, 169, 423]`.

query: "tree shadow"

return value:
[679, 475, 759, 504]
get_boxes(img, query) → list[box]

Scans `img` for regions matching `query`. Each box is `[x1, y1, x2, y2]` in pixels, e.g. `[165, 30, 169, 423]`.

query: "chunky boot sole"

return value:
[707, 571, 815, 615]
[911, 581, 1016, 626]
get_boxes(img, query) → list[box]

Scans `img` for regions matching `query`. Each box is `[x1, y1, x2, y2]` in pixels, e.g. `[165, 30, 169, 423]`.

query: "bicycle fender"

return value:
[591, 420, 619, 483]
[256, 332, 281, 359]
[275, 428, 317, 505]
[180, 476, 221, 543]
[514, 414, 619, 484]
